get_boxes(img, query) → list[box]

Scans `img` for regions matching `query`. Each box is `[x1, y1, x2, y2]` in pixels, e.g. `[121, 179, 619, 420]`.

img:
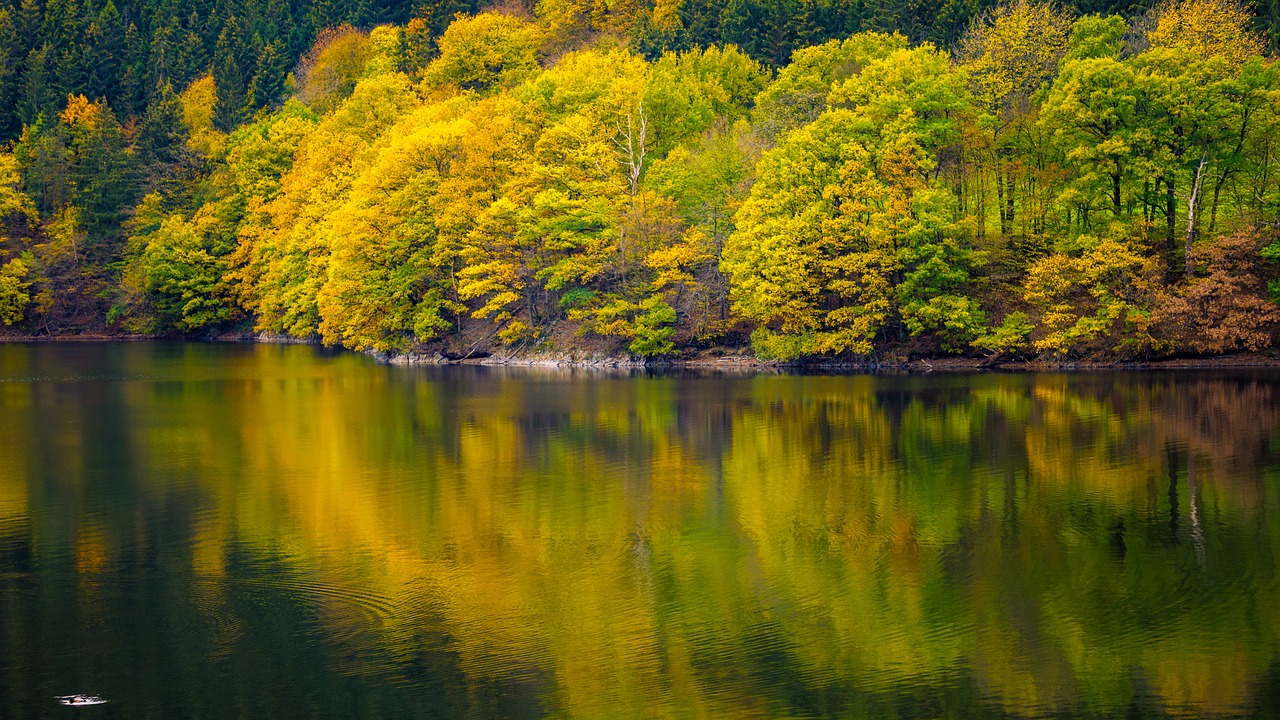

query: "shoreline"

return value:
[6, 332, 1280, 371]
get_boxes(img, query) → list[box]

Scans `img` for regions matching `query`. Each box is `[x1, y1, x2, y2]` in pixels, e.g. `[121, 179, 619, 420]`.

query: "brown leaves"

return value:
[1153, 229, 1280, 354]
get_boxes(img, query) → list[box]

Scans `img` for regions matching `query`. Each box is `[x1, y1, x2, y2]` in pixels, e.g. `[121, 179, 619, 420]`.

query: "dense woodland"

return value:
[0, 0, 1279, 359]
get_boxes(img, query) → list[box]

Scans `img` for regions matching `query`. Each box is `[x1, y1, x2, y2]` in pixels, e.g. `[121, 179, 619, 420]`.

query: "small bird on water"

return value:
[56, 695, 108, 706]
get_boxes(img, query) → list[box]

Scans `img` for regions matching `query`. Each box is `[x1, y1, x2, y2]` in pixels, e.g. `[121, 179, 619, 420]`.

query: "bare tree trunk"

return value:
[1186, 152, 1209, 277]
[614, 103, 648, 290]
[1208, 169, 1230, 233]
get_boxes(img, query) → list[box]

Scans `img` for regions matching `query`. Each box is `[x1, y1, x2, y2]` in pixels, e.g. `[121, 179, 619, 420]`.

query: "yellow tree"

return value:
[724, 45, 982, 359]
[1145, 0, 1266, 67]
[0, 151, 35, 328]
[423, 13, 545, 94]
[459, 47, 647, 346]
[243, 74, 421, 339]
[959, 0, 1073, 239]
[316, 97, 477, 351]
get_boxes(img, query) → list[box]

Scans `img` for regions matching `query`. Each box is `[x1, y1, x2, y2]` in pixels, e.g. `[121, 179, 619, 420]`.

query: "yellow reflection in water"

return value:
[3, 346, 1278, 718]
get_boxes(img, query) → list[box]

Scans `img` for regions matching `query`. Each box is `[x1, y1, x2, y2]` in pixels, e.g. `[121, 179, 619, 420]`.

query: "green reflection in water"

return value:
[1, 342, 1278, 719]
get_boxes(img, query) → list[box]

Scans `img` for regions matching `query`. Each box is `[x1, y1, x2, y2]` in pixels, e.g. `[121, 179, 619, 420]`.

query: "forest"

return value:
[0, 0, 1279, 360]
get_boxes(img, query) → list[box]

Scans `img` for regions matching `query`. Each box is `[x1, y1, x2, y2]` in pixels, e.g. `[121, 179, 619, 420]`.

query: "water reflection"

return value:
[0, 343, 1278, 719]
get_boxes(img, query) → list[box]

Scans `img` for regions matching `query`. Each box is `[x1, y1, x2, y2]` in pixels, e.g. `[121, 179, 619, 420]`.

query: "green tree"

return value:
[248, 41, 289, 109]
[723, 43, 981, 358]
[213, 16, 252, 131]
[131, 208, 235, 331]
[0, 257, 31, 325]
[0, 10, 22, 140]
[85, 1, 125, 105]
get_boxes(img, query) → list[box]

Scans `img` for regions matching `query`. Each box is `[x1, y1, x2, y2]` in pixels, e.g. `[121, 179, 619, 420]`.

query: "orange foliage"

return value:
[1154, 229, 1280, 353]
[295, 24, 370, 112]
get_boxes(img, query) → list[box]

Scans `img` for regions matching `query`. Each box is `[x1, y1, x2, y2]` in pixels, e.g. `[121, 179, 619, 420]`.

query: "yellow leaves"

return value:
[59, 95, 102, 130]
[752, 32, 908, 137]
[322, 73, 422, 144]
[425, 13, 544, 94]
[1147, 0, 1265, 68]
[725, 42, 982, 361]
[296, 25, 371, 113]
[311, 95, 480, 351]
[536, 0, 642, 37]
[497, 318, 530, 343]
[0, 152, 37, 223]
[0, 258, 31, 325]
[1022, 232, 1164, 355]
[526, 46, 649, 123]
[650, 0, 682, 30]
[959, 0, 1073, 120]
[646, 229, 708, 290]
[223, 104, 319, 203]
[179, 75, 226, 157]
[363, 25, 404, 78]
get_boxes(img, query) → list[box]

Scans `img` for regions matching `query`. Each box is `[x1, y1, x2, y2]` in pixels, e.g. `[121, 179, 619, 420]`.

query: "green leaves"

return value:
[0, 257, 31, 325]
[135, 212, 233, 331]
[724, 44, 977, 359]
[4, 2, 1272, 360]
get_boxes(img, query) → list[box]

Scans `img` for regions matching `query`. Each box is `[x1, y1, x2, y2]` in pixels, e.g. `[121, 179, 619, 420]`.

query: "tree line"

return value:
[1, 0, 1279, 360]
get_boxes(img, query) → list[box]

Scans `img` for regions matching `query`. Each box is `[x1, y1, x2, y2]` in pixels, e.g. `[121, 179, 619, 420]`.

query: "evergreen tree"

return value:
[247, 40, 287, 109]
[147, 20, 178, 91]
[178, 28, 208, 82]
[17, 0, 42, 50]
[136, 81, 195, 201]
[0, 9, 22, 141]
[137, 82, 190, 169]
[720, 0, 799, 66]
[61, 97, 140, 244]
[212, 16, 250, 131]
[116, 23, 145, 118]
[309, 0, 346, 31]
[86, 1, 126, 104]
[679, 0, 724, 48]
[18, 46, 58, 128]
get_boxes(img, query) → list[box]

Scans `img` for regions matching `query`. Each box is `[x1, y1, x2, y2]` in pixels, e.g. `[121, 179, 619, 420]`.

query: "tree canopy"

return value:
[1, 0, 1279, 361]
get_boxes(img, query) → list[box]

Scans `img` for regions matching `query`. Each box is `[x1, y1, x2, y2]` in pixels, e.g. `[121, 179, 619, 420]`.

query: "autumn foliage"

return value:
[1, 0, 1279, 361]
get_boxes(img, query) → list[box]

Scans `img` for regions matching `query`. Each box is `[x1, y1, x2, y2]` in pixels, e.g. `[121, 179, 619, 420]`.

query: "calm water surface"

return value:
[1, 342, 1279, 719]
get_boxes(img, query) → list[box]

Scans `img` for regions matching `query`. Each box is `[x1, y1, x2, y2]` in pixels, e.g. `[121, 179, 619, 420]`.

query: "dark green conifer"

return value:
[212, 16, 249, 131]
[247, 40, 287, 109]
[18, 46, 59, 127]
[0, 9, 21, 140]
[86, 1, 125, 103]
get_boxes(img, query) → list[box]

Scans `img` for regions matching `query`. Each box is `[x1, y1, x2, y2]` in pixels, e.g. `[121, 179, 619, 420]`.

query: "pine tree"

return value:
[147, 21, 178, 91]
[115, 23, 144, 118]
[679, 0, 723, 47]
[247, 40, 287, 109]
[86, 1, 126, 104]
[309, 0, 345, 32]
[18, 46, 59, 127]
[212, 16, 249, 131]
[138, 82, 189, 161]
[62, 96, 140, 248]
[17, 0, 41, 49]
[0, 10, 21, 141]
[178, 28, 209, 82]
[136, 81, 193, 200]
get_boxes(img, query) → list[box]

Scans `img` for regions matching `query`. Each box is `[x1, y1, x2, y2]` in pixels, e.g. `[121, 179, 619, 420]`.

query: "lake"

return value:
[1, 342, 1278, 719]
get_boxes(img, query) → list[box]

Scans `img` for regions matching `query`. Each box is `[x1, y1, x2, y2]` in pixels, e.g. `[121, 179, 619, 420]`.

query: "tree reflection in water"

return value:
[0, 344, 1277, 719]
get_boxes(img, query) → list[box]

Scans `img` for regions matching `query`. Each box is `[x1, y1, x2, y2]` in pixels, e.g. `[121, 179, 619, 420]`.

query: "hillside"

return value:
[2, 0, 1280, 361]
